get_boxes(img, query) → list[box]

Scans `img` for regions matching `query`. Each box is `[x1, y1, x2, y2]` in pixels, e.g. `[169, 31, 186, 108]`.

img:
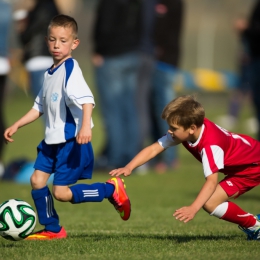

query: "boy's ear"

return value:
[71, 38, 80, 50]
[189, 124, 197, 133]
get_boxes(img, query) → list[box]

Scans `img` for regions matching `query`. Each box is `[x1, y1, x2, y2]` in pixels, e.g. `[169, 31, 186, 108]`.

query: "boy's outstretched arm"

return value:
[173, 173, 218, 223]
[4, 108, 42, 143]
[109, 142, 165, 177]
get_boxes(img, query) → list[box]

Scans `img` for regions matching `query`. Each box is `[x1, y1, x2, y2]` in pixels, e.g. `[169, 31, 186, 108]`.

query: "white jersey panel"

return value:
[211, 145, 224, 170]
[201, 145, 224, 177]
[201, 148, 212, 177]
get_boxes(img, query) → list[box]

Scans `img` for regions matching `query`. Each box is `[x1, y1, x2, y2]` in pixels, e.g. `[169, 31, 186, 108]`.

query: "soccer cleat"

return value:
[238, 226, 260, 241]
[106, 177, 131, 221]
[238, 214, 260, 241]
[25, 226, 67, 240]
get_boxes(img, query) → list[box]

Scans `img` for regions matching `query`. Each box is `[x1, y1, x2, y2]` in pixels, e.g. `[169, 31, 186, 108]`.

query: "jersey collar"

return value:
[187, 124, 205, 147]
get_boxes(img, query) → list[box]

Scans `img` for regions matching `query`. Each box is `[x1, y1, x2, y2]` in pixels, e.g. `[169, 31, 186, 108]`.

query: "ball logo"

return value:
[51, 93, 59, 102]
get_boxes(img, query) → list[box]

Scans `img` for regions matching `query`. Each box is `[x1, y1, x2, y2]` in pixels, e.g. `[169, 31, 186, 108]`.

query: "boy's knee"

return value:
[30, 173, 46, 190]
[30, 170, 50, 190]
[52, 190, 65, 201]
[52, 187, 72, 202]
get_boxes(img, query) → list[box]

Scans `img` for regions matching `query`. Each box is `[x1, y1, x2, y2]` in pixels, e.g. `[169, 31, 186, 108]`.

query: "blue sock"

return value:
[70, 183, 114, 204]
[31, 186, 61, 233]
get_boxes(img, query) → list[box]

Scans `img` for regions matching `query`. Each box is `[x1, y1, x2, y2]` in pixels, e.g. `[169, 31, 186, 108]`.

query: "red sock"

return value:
[220, 201, 256, 228]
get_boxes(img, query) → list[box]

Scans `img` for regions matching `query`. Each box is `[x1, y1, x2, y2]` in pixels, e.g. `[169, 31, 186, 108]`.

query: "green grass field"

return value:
[1, 89, 260, 259]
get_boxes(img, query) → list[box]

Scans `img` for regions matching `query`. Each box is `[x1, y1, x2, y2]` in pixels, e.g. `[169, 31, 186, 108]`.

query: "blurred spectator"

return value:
[54, 0, 77, 14]
[92, 0, 142, 169]
[217, 16, 253, 131]
[13, 0, 59, 99]
[137, 0, 184, 173]
[151, 0, 184, 173]
[136, 0, 156, 157]
[244, 0, 260, 140]
[0, 0, 12, 177]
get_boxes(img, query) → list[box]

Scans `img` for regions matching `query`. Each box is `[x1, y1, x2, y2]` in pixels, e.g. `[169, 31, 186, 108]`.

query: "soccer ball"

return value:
[0, 199, 37, 241]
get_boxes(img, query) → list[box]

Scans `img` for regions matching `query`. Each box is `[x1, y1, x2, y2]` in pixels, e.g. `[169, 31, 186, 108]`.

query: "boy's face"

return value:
[46, 26, 79, 66]
[168, 123, 196, 142]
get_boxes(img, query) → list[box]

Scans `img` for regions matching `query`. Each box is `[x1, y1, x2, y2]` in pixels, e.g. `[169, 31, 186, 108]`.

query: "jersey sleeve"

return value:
[65, 61, 95, 108]
[32, 87, 44, 113]
[158, 132, 178, 148]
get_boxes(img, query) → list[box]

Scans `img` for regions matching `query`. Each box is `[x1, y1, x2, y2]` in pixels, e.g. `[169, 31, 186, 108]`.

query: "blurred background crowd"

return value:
[1, 0, 260, 180]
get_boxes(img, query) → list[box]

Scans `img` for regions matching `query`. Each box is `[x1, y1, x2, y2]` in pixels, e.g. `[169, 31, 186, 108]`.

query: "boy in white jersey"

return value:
[4, 14, 131, 240]
[110, 95, 260, 240]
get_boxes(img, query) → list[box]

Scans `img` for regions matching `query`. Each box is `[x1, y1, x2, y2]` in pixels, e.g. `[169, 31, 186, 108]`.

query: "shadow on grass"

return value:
[0, 243, 24, 248]
[69, 232, 238, 243]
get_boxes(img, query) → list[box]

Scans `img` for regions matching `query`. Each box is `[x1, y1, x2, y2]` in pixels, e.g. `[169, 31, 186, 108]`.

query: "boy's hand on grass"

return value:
[173, 206, 197, 223]
[109, 167, 132, 177]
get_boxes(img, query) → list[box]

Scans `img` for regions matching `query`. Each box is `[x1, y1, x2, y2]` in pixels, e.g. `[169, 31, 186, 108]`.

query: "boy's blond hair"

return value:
[162, 95, 205, 129]
[48, 14, 78, 39]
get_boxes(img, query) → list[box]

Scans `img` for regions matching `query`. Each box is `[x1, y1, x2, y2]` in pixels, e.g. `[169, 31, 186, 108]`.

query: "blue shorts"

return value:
[34, 138, 94, 186]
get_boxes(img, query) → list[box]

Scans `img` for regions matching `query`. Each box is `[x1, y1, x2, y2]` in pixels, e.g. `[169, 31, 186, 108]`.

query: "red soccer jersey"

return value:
[158, 118, 260, 177]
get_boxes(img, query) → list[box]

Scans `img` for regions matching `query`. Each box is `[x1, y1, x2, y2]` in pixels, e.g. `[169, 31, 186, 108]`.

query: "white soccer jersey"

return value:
[33, 58, 95, 144]
[158, 118, 260, 178]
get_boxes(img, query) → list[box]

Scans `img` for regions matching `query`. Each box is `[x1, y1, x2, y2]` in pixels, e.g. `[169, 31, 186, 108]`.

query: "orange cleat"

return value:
[106, 177, 131, 221]
[25, 226, 67, 240]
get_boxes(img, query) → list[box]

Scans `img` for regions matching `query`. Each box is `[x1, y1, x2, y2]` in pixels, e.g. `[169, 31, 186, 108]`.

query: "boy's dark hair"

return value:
[162, 95, 205, 129]
[48, 14, 78, 38]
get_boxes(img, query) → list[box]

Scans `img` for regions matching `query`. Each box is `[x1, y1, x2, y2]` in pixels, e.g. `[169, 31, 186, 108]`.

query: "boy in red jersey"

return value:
[110, 95, 260, 240]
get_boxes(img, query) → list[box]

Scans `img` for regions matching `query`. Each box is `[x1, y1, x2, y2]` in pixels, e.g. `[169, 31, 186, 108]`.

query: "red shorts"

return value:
[219, 165, 260, 198]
